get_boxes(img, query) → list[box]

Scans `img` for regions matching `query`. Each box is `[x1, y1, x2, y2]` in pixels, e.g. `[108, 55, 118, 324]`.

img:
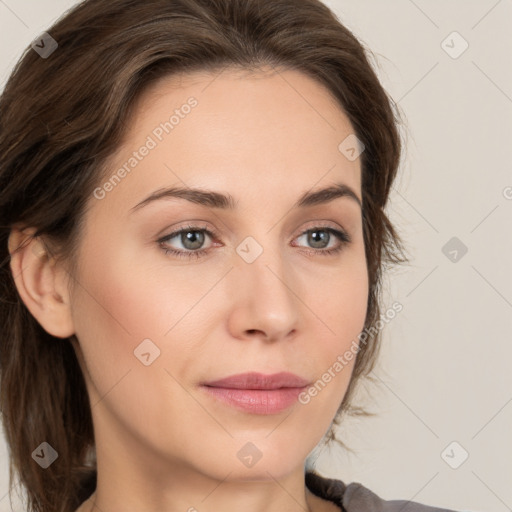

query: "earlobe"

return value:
[8, 227, 75, 339]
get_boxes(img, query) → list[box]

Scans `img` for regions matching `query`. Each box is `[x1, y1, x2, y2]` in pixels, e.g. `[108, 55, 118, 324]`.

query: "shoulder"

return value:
[305, 470, 462, 512]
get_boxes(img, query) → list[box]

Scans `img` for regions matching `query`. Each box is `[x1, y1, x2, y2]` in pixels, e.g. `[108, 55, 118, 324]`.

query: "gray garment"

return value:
[305, 471, 460, 512]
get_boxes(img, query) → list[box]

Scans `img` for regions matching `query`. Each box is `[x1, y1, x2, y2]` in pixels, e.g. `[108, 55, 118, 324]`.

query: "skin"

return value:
[9, 67, 368, 512]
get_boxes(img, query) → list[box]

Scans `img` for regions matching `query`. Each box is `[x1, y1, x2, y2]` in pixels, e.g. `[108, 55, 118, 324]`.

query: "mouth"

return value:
[200, 371, 310, 415]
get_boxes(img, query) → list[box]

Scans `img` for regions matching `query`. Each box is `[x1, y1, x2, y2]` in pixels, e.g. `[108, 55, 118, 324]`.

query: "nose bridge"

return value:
[230, 231, 300, 338]
[235, 229, 288, 291]
[246, 245, 290, 297]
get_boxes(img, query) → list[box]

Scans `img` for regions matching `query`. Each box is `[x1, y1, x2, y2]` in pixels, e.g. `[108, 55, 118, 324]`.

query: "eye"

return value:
[292, 226, 351, 257]
[157, 224, 351, 260]
[158, 224, 217, 260]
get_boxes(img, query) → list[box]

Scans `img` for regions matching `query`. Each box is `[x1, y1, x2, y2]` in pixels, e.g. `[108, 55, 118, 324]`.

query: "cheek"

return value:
[68, 237, 167, 403]
[314, 244, 368, 338]
[309, 247, 368, 384]
[71, 238, 177, 344]
[69, 235, 222, 397]
[69, 250, 192, 440]
[299, 266, 368, 423]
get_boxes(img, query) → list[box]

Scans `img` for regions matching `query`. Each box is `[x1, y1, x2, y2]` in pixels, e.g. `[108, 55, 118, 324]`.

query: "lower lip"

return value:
[201, 385, 307, 414]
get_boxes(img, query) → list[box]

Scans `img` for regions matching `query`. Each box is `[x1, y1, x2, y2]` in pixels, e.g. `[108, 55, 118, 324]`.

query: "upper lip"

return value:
[202, 371, 310, 390]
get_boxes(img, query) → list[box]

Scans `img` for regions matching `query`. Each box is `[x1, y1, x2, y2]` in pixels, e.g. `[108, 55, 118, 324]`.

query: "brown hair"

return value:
[0, 0, 407, 510]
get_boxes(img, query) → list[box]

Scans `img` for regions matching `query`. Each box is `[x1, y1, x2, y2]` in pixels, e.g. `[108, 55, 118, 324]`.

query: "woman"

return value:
[0, 0, 458, 511]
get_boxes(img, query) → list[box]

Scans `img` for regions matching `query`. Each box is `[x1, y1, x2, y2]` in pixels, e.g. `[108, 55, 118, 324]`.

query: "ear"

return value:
[8, 227, 75, 338]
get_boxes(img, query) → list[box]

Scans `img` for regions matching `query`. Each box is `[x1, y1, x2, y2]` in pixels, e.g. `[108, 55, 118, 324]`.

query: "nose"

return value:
[226, 246, 300, 343]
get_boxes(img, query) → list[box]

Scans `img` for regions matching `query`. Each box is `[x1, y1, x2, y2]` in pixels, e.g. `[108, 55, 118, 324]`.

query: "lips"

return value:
[202, 371, 310, 390]
[200, 372, 311, 414]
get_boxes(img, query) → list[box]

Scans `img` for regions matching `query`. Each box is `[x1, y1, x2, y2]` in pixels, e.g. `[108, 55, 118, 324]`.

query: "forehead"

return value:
[94, 66, 361, 216]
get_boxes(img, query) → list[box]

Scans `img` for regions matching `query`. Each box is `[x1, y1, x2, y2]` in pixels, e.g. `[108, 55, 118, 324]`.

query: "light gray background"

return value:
[1, 1, 511, 511]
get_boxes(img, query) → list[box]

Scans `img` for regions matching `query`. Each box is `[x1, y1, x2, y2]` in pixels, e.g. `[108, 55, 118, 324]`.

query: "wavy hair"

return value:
[0, 0, 407, 510]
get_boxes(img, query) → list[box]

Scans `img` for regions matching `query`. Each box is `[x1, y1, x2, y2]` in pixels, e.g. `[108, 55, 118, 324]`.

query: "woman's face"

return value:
[68, 67, 368, 485]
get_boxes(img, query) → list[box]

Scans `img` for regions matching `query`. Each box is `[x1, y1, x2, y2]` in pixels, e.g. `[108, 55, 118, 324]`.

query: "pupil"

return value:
[183, 231, 204, 249]
[309, 230, 328, 248]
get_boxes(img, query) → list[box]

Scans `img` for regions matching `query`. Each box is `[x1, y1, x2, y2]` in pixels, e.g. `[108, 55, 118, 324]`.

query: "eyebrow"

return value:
[130, 182, 362, 213]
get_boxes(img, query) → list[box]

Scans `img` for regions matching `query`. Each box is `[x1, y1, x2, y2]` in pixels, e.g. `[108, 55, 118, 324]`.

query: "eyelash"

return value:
[157, 223, 351, 260]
